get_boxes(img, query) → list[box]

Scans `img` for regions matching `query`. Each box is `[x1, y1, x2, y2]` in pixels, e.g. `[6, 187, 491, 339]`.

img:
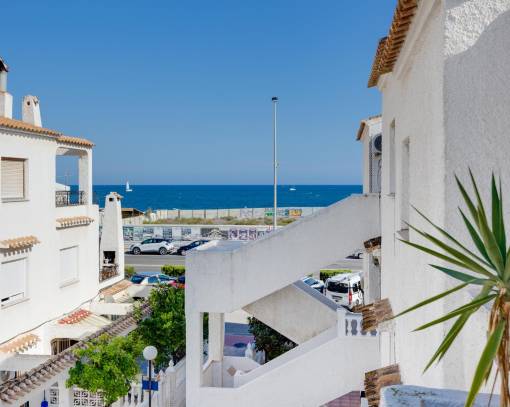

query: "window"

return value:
[389, 121, 396, 194]
[399, 138, 411, 230]
[60, 246, 79, 285]
[0, 258, 27, 305]
[326, 281, 349, 294]
[1, 158, 27, 201]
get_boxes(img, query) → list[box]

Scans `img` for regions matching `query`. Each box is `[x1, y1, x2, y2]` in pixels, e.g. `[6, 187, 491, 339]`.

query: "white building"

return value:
[0, 58, 131, 407]
[185, 0, 510, 405]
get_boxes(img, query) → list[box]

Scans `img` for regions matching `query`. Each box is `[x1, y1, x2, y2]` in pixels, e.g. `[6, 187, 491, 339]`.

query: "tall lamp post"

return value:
[143, 346, 158, 407]
[272, 96, 278, 230]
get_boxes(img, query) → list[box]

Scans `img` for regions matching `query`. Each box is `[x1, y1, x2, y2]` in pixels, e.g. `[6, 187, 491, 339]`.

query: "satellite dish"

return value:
[372, 134, 382, 153]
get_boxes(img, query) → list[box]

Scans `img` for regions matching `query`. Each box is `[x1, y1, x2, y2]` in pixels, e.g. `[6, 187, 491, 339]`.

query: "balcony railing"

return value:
[55, 190, 86, 207]
[100, 264, 119, 283]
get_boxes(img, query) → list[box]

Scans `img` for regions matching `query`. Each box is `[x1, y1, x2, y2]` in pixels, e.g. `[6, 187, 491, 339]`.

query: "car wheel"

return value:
[132, 247, 141, 255]
[181, 250, 187, 256]
[159, 247, 168, 255]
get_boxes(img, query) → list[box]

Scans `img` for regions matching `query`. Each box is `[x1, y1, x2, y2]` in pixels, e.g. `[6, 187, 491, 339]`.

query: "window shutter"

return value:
[1, 158, 25, 199]
[0, 258, 26, 302]
[60, 246, 79, 283]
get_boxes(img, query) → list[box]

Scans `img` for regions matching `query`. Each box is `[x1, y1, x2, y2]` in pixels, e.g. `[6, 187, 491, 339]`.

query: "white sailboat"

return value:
[125, 181, 133, 192]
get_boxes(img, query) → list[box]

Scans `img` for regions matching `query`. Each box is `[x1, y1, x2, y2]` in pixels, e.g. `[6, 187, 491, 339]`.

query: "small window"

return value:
[1, 158, 27, 201]
[142, 239, 151, 245]
[1, 258, 27, 305]
[60, 246, 79, 285]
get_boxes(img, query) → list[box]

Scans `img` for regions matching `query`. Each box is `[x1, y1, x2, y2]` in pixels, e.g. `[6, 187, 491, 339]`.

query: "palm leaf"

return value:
[459, 208, 493, 267]
[469, 168, 487, 221]
[456, 174, 480, 227]
[465, 320, 505, 407]
[491, 175, 506, 257]
[413, 294, 496, 332]
[413, 206, 494, 269]
[393, 281, 472, 319]
[429, 265, 488, 285]
[477, 210, 505, 275]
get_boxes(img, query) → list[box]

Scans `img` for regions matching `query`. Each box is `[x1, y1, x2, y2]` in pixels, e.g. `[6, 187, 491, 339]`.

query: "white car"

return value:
[301, 277, 325, 293]
[130, 238, 174, 255]
[324, 273, 364, 309]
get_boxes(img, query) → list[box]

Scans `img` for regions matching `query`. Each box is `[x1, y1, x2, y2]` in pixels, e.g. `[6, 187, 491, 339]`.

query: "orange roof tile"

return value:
[56, 216, 94, 229]
[368, 0, 418, 87]
[0, 334, 40, 354]
[0, 235, 40, 250]
[58, 309, 92, 325]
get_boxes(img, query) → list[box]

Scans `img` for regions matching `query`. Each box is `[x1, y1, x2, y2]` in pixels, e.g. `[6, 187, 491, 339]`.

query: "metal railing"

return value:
[99, 264, 119, 283]
[55, 190, 86, 207]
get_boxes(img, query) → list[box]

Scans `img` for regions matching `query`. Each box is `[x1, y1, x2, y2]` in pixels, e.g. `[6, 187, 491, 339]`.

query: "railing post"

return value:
[337, 307, 346, 337]
[165, 360, 177, 407]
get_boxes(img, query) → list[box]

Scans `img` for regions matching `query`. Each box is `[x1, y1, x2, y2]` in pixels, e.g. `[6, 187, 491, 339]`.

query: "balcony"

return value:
[99, 264, 119, 283]
[55, 190, 86, 207]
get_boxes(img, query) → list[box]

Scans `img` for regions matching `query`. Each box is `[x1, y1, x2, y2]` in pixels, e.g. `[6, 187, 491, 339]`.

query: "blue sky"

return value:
[3, 1, 393, 185]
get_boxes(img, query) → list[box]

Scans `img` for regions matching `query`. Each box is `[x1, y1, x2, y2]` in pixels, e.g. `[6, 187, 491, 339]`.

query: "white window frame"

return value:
[1, 157, 28, 202]
[59, 245, 80, 287]
[0, 256, 28, 307]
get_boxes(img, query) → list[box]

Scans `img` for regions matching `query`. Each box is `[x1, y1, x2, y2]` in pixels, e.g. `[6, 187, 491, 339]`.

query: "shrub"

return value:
[248, 317, 296, 362]
[161, 264, 185, 276]
[319, 269, 352, 281]
[124, 265, 135, 279]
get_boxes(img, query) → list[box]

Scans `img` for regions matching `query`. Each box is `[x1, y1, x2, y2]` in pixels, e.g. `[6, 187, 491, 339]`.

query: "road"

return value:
[125, 253, 185, 272]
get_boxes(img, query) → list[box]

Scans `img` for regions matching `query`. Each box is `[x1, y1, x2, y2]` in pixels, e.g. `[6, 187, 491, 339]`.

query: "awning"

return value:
[0, 334, 40, 354]
[0, 236, 40, 250]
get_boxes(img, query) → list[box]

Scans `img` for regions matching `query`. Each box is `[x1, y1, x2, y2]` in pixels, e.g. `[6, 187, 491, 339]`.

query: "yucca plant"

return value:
[396, 170, 510, 407]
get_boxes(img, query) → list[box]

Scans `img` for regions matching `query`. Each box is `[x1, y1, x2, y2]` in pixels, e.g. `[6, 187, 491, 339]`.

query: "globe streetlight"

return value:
[143, 346, 158, 407]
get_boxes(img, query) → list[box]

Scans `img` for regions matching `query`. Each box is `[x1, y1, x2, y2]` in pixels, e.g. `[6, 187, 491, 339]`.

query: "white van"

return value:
[324, 273, 364, 309]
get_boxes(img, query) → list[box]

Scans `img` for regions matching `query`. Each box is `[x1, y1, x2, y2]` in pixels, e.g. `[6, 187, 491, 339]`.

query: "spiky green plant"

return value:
[395, 170, 510, 407]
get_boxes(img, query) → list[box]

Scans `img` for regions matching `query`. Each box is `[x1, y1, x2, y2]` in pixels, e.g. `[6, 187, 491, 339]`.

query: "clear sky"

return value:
[3, 1, 393, 185]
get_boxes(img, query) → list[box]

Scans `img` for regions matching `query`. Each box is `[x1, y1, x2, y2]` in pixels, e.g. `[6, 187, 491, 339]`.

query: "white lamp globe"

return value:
[143, 345, 158, 361]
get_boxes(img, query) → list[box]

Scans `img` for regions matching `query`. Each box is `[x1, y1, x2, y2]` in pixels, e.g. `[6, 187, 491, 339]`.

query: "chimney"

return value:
[0, 58, 13, 119]
[22, 95, 42, 127]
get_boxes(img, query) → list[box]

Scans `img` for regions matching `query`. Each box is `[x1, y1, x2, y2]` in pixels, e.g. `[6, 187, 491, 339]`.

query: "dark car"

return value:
[175, 240, 209, 255]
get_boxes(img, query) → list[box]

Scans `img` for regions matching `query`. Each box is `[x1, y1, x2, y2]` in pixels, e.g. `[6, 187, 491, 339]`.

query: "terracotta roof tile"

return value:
[56, 216, 94, 229]
[355, 298, 393, 332]
[368, 0, 418, 87]
[0, 117, 94, 148]
[0, 235, 40, 250]
[0, 334, 40, 354]
[364, 236, 381, 253]
[58, 309, 92, 325]
[364, 364, 401, 407]
[100, 280, 132, 297]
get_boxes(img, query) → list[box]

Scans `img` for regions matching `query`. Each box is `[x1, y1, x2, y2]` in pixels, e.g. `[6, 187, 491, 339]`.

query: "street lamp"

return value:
[272, 96, 278, 230]
[143, 346, 158, 407]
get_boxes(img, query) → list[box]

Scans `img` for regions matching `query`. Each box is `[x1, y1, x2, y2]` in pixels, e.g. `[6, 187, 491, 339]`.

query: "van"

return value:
[324, 273, 363, 309]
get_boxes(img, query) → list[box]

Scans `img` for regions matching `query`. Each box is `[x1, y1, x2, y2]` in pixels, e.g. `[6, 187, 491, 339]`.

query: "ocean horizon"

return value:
[92, 184, 362, 211]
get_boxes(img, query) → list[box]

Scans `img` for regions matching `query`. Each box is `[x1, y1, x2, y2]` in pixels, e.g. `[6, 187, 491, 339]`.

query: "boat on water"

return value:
[126, 181, 133, 192]
[289, 187, 296, 191]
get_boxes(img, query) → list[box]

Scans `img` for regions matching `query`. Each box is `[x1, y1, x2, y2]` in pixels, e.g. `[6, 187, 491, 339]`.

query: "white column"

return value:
[78, 150, 92, 205]
[185, 311, 203, 407]
[208, 313, 224, 362]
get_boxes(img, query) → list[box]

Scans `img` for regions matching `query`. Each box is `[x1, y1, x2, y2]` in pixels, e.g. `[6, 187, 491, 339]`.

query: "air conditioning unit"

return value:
[372, 134, 382, 154]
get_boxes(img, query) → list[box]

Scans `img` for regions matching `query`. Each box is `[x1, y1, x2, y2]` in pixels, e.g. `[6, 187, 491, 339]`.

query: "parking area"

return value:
[125, 253, 185, 272]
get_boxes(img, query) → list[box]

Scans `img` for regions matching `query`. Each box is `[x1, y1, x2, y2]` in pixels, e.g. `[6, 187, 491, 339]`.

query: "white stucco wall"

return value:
[378, 0, 510, 392]
[0, 130, 99, 344]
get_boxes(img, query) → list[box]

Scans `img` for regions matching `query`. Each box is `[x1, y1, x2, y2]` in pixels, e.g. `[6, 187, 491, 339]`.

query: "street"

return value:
[125, 253, 185, 272]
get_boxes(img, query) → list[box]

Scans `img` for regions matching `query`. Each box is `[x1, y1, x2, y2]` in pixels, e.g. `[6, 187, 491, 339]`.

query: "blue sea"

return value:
[93, 185, 362, 210]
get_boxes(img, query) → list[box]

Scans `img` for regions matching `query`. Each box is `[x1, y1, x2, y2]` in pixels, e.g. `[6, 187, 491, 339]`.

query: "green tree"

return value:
[134, 285, 186, 368]
[248, 317, 295, 362]
[66, 334, 142, 406]
[395, 171, 510, 406]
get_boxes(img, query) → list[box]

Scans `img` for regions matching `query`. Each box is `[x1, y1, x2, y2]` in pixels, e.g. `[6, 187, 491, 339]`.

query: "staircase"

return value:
[186, 194, 381, 407]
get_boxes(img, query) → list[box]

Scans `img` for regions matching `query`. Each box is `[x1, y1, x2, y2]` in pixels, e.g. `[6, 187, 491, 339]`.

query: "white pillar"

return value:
[185, 311, 203, 407]
[57, 379, 73, 407]
[208, 313, 224, 362]
[78, 150, 92, 205]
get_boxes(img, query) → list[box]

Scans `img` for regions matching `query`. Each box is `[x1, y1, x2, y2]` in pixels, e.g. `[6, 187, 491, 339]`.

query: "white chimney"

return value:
[22, 95, 42, 127]
[0, 58, 13, 119]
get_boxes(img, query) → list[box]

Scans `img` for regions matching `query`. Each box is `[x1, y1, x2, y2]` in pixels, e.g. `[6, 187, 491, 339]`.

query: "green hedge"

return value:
[319, 269, 352, 281]
[161, 264, 186, 276]
[124, 265, 135, 279]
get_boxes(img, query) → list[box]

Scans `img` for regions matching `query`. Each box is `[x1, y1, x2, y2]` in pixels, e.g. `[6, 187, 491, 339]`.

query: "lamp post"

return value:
[272, 96, 278, 230]
[143, 346, 158, 407]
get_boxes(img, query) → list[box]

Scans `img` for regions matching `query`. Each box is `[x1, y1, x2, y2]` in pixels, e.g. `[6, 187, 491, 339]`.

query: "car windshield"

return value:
[159, 275, 171, 281]
[148, 276, 159, 284]
[131, 275, 145, 284]
[303, 278, 315, 286]
[327, 281, 349, 293]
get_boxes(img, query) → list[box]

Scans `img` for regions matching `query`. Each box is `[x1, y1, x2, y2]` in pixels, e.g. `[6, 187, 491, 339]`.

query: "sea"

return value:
[93, 185, 362, 211]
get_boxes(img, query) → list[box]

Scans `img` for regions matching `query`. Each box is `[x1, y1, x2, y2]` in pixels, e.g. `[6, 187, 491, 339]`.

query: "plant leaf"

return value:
[491, 174, 506, 258]
[459, 208, 493, 267]
[413, 206, 494, 269]
[429, 265, 488, 285]
[413, 294, 496, 332]
[465, 319, 505, 407]
[393, 281, 472, 319]
[456, 174, 480, 227]
[477, 209, 505, 276]
[469, 168, 487, 221]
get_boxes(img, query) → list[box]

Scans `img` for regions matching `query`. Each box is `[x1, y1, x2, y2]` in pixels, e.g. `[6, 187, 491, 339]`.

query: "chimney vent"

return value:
[22, 95, 42, 127]
[0, 57, 12, 119]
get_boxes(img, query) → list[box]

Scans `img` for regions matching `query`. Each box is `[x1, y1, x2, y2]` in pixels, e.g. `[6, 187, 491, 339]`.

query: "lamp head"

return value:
[143, 345, 158, 361]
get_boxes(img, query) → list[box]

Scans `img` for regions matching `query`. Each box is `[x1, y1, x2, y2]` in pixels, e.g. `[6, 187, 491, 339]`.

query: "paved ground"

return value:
[125, 253, 185, 272]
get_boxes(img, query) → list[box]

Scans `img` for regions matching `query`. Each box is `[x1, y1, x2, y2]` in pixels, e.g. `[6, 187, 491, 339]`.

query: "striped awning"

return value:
[0, 236, 40, 250]
[56, 216, 94, 229]
[0, 334, 40, 354]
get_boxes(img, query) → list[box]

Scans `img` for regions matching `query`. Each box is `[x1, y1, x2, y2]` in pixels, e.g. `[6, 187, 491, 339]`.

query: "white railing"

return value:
[338, 308, 377, 337]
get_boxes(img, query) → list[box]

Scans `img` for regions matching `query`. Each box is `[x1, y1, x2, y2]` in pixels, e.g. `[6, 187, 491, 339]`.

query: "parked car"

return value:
[324, 273, 364, 309]
[170, 275, 185, 289]
[346, 250, 364, 259]
[130, 238, 174, 255]
[175, 240, 209, 255]
[130, 273, 177, 286]
[301, 276, 325, 293]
